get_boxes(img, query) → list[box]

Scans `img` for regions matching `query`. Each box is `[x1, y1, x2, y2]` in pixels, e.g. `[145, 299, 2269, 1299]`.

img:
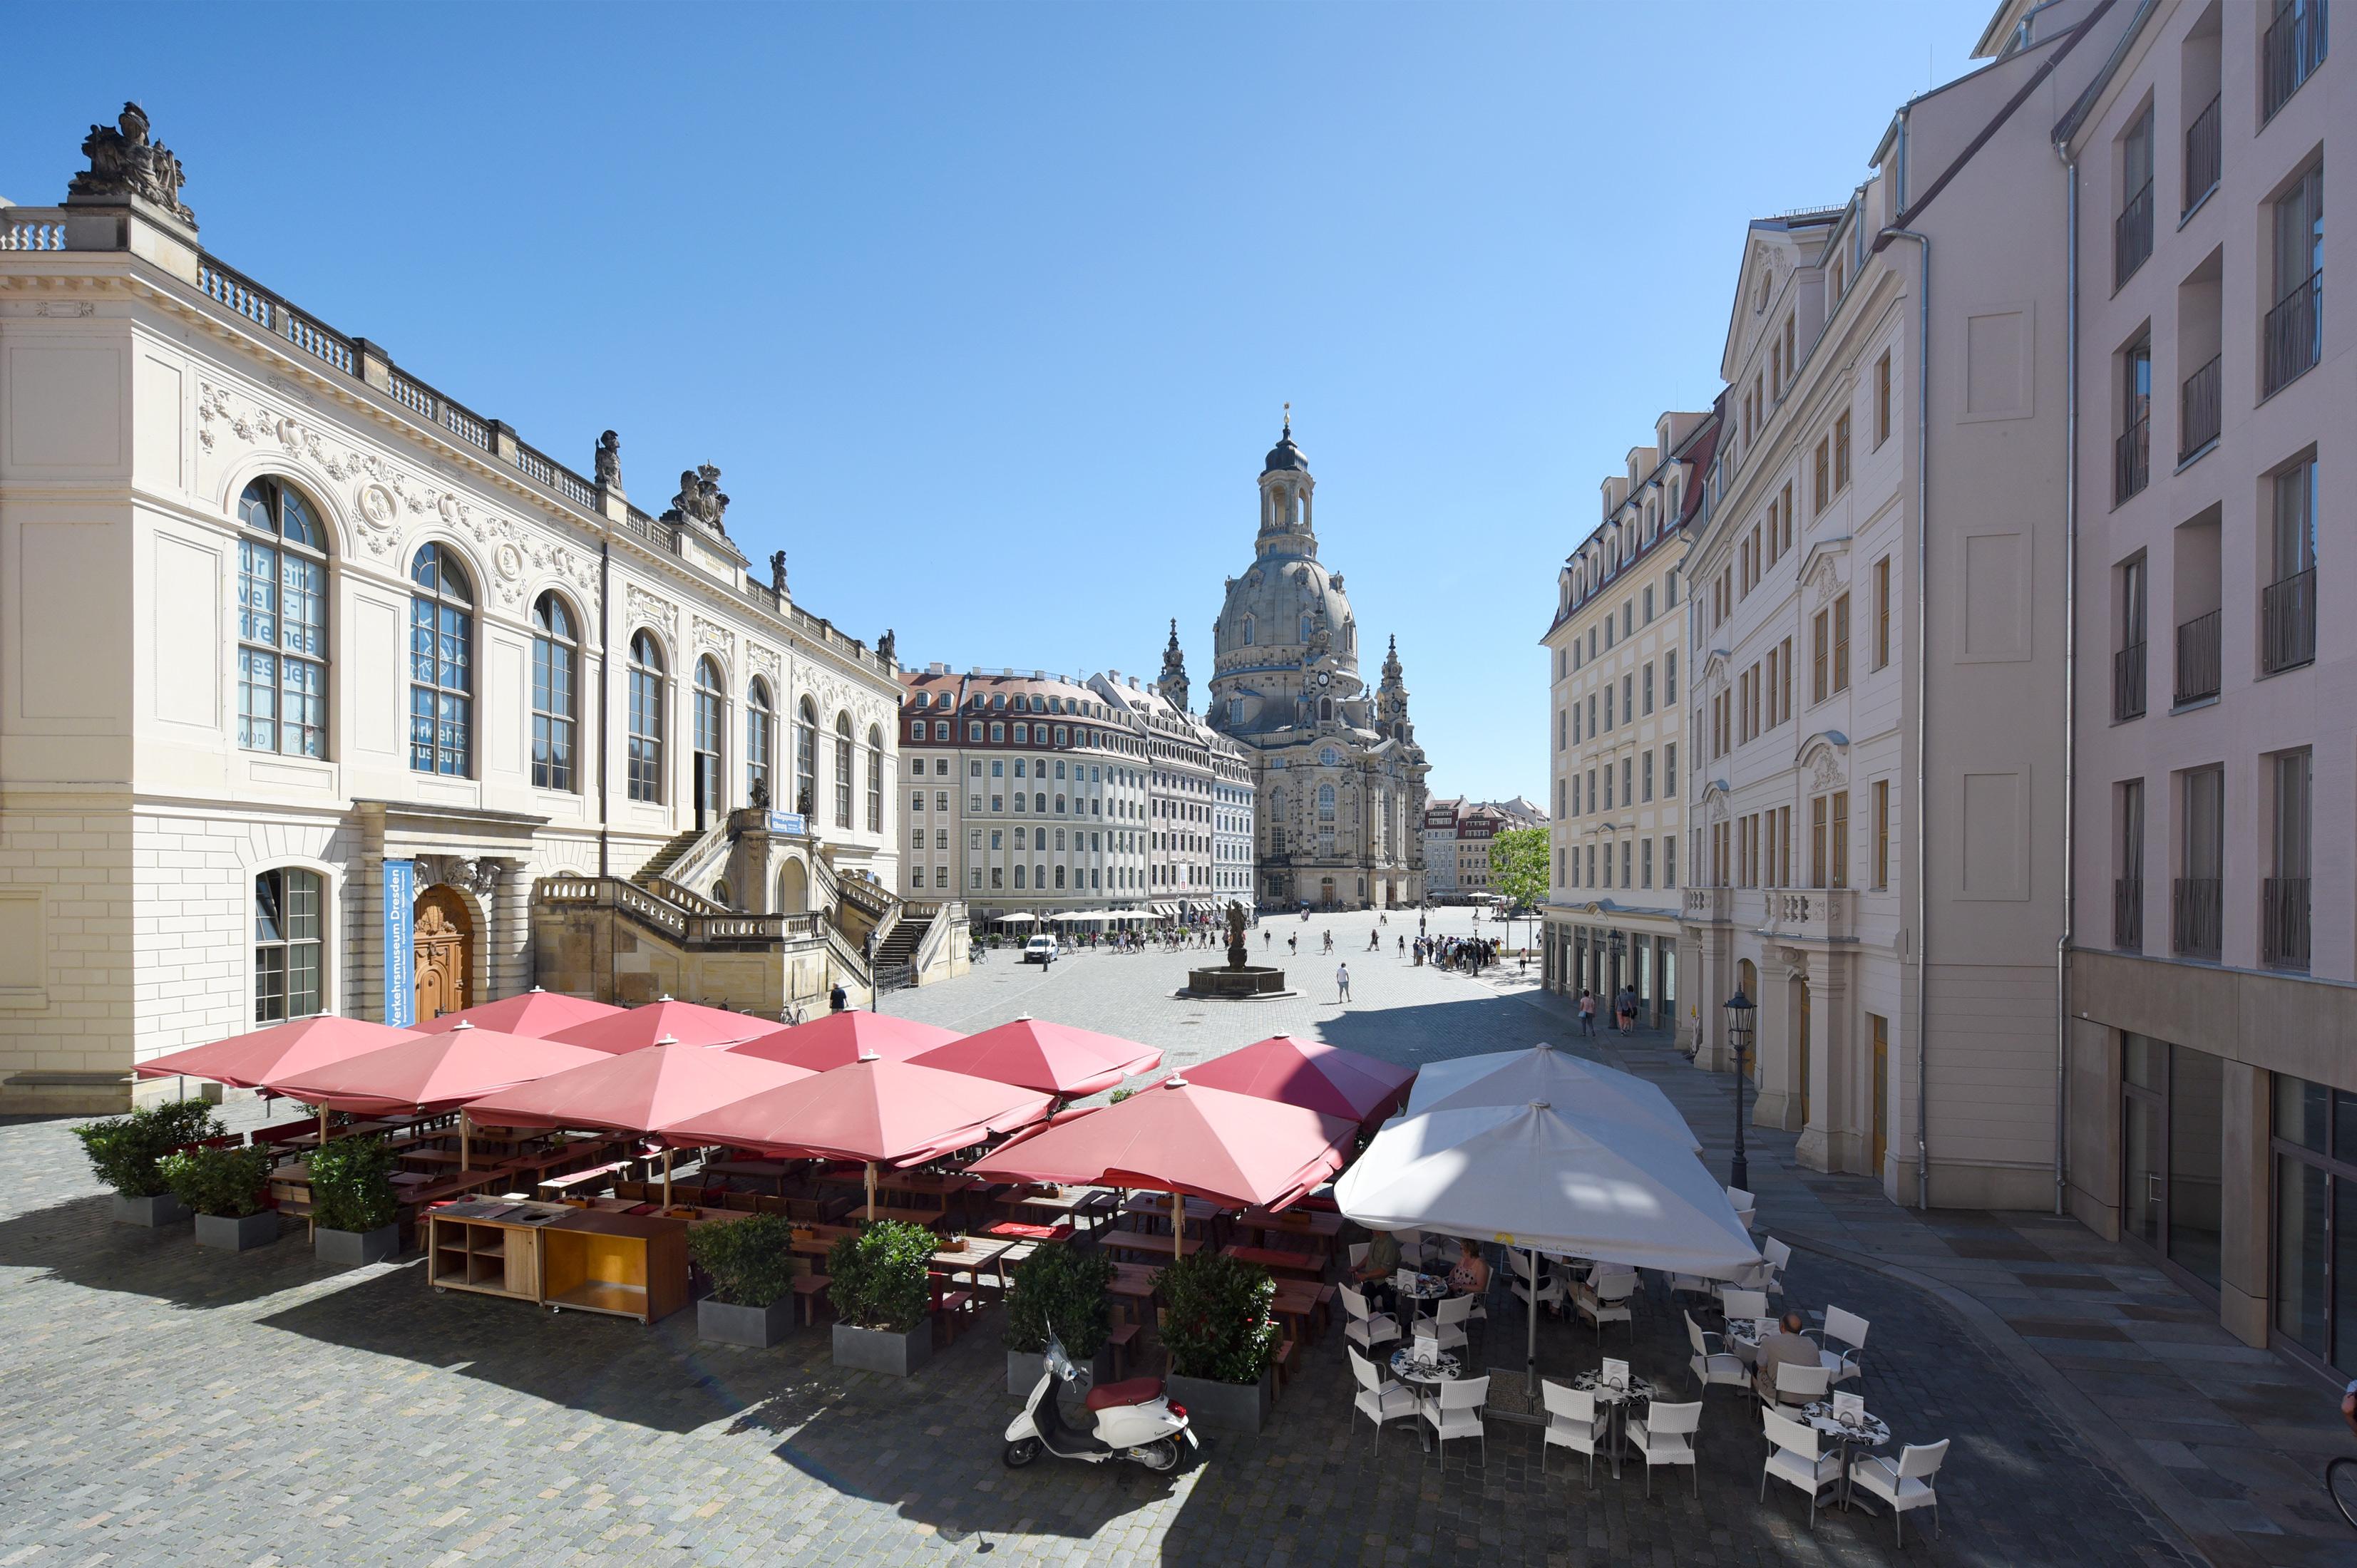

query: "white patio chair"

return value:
[1573, 1268, 1638, 1342]
[1725, 1185, 1757, 1229]
[1340, 1284, 1400, 1353]
[1506, 1249, 1563, 1314]
[1346, 1242, 1369, 1272]
[1418, 1375, 1490, 1468]
[1720, 1287, 1770, 1323]
[1429, 1291, 1474, 1352]
[1851, 1438, 1949, 1546]
[1347, 1348, 1418, 1454]
[1760, 1408, 1844, 1529]
[1773, 1361, 1831, 1409]
[1812, 1304, 1868, 1386]
[1758, 1236, 1792, 1302]
[1686, 1311, 1749, 1399]
[1539, 1379, 1608, 1485]
[1626, 1398, 1702, 1497]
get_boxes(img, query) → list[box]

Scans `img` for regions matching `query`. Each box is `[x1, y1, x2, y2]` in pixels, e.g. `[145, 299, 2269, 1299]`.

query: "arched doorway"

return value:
[414, 885, 473, 1021]
[779, 858, 808, 915]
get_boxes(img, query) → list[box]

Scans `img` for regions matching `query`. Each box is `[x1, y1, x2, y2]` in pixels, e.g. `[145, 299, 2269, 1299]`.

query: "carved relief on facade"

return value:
[747, 641, 782, 692]
[626, 584, 677, 645]
[692, 615, 735, 669]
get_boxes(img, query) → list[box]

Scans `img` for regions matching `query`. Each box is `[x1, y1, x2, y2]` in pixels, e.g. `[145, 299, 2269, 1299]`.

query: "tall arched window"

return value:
[833, 711, 854, 828]
[746, 679, 774, 804]
[692, 657, 726, 822]
[627, 631, 664, 802]
[866, 724, 884, 832]
[254, 867, 324, 1023]
[530, 592, 577, 791]
[409, 544, 473, 775]
[237, 478, 328, 758]
[1243, 614, 1255, 646]
[1300, 613, 1314, 641]
[795, 697, 818, 815]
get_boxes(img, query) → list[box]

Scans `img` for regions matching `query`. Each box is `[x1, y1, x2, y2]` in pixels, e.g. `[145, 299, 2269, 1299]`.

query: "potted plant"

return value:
[1158, 1250, 1279, 1433]
[827, 1219, 935, 1376]
[310, 1134, 401, 1266]
[689, 1213, 801, 1348]
[158, 1144, 279, 1252]
[74, 1099, 220, 1226]
[1003, 1242, 1116, 1395]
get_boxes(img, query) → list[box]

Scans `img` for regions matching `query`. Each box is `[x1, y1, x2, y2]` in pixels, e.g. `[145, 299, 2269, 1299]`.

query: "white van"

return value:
[1022, 934, 1057, 966]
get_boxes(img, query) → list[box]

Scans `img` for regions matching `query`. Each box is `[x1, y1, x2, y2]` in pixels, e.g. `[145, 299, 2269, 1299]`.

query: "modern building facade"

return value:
[1207, 421, 1429, 909]
[2057, 0, 2355, 1367]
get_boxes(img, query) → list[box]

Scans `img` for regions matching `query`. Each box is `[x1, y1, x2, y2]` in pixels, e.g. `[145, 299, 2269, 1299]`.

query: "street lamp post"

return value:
[1724, 987, 1757, 1191]
[1608, 929, 1626, 1017]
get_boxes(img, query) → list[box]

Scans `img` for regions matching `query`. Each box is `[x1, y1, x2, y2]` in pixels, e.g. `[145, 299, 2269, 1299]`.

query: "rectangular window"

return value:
[1812, 611, 1829, 702]
[1813, 438, 1831, 514]
[1830, 790, 1850, 888]
[1663, 834, 1676, 887]
[1873, 780, 1890, 889]
[1873, 557, 1892, 669]
[1833, 594, 1852, 692]
[1834, 411, 1852, 492]
[1643, 663, 1654, 715]
[1811, 795, 1828, 887]
[1621, 758, 1632, 807]
[2267, 749, 2313, 969]
[2266, 456, 2319, 674]
[1621, 674, 1633, 724]
[1664, 650, 1677, 704]
[1642, 751, 1653, 802]
[2174, 766, 2224, 959]
[1874, 351, 1892, 448]
[1641, 838, 1653, 888]
[1664, 743, 1676, 797]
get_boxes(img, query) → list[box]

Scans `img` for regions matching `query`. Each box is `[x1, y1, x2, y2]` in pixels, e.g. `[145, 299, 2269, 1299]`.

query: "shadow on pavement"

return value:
[0, 1192, 319, 1311]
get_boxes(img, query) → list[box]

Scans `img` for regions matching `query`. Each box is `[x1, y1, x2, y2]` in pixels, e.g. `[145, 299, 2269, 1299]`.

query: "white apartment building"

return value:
[1094, 667, 1249, 921]
[1422, 797, 1464, 897]
[1544, 411, 1710, 1031]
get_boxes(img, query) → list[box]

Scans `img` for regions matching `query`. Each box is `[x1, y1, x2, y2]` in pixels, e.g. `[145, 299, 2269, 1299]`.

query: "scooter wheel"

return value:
[1002, 1440, 1040, 1469]
[1131, 1439, 1180, 1473]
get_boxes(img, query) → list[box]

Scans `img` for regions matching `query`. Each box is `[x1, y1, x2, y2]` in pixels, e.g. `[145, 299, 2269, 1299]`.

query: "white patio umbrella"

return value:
[1404, 1041, 1702, 1153]
[1336, 1098, 1757, 1395]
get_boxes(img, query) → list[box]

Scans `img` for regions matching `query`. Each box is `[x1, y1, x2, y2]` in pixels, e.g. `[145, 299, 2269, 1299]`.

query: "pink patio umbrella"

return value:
[412, 988, 625, 1039]
[658, 1056, 1053, 1221]
[133, 1016, 421, 1090]
[463, 1038, 814, 1206]
[545, 998, 789, 1055]
[965, 1074, 1360, 1259]
[1180, 1033, 1415, 1128]
[265, 1021, 610, 1167]
[725, 1010, 965, 1072]
[907, 1013, 1162, 1100]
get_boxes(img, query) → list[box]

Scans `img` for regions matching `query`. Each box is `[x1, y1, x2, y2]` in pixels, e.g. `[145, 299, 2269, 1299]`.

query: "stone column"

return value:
[493, 859, 533, 999]
[1754, 960, 1804, 1132]
[1795, 956, 1850, 1173]
[2217, 1058, 2271, 1348]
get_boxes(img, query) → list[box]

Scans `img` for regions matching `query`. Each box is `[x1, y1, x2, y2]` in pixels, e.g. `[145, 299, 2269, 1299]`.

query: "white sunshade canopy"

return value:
[996, 913, 1039, 926]
[1405, 1041, 1702, 1154]
[1336, 1098, 1760, 1279]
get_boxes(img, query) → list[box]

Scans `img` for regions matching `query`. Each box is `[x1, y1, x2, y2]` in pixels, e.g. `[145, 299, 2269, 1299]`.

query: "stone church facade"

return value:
[1206, 423, 1428, 909]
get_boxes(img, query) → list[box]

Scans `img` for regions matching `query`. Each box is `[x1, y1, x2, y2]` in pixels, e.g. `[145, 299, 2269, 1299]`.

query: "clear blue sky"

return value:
[3, 1, 1992, 803]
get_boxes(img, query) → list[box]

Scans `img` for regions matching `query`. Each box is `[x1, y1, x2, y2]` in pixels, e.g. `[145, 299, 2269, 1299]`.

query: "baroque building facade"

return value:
[1206, 422, 1429, 909]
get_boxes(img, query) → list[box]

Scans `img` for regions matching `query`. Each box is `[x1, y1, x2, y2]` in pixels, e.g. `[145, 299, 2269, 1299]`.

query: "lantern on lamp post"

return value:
[1725, 987, 1757, 1190]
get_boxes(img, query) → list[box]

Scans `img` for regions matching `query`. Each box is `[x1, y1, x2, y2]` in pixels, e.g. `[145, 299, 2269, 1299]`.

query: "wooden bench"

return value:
[1104, 1321, 1142, 1381]
[792, 1273, 833, 1328]
[930, 1289, 978, 1346]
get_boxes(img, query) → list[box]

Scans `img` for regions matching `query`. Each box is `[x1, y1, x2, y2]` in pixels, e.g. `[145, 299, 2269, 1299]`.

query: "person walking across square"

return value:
[1336, 962, 1352, 1003]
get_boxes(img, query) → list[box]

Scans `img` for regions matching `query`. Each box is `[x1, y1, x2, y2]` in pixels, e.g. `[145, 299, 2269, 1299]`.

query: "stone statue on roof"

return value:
[68, 103, 195, 224]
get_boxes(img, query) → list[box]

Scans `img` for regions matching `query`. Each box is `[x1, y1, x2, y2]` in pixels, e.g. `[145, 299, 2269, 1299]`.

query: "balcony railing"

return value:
[2114, 875, 2143, 951]
[2179, 355, 2221, 462]
[2183, 95, 2222, 215]
[2172, 875, 2222, 960]
[2263, 876, 2311, 970]
[2262, 566, 2317, 674]
[2113, 641, 2147, 721]
[2115, 415, 2150, 502]
[2265, 269, 2322, 395]
[1758, 888, 1855, 946]
[1682, 886, 1734, 924]
[2264, 0, 2328, 122]
[2115, 180, 2155, 289]
[2174, 609, 2222, 705]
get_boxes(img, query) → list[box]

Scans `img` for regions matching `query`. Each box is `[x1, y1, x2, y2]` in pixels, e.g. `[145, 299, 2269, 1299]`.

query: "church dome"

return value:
[1262, 426, 1307, 474]
[1216, 555, 1357, 669]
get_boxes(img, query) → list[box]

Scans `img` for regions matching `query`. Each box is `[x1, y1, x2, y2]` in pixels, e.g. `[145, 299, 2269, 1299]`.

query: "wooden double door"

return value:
[414, 884, 473, 1021]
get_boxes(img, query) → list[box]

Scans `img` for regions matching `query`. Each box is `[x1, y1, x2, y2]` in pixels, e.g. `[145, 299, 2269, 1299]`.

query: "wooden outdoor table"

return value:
[1221, 1243, 1330, 1281]
[1121, 1192, 1223, 1229]
[284, 1120, 394, 1151]
[857, 1205, 952, 1229]
[654, 1205, 747, 1225]
[1237, 1208, 1343, 1254]
[1103, 1231, 1204, 1260]
[398, 1147, 468, 1171]
[1108, 1261, 1165, 1309]
[929, 1237, 1014, 1295]
[1271, 1279, 1333, 1342]
[995, 1187, 1092, 1220]
[537, 1162, 632, 1200]
[405, 1170, 505, 1206]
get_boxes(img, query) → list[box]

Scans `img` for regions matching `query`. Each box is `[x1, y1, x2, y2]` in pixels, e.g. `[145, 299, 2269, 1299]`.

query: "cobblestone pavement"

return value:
[0, 908, 2258, 1566]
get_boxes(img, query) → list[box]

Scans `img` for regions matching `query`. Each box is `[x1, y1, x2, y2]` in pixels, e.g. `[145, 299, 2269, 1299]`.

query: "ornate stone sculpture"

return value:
[660, 464, 730, 535]
[594, 430, 622, 490]
[749, 778, 771, 810]
[1225, 899, 1248, 970]
[68, 103, 195, 224]
[769, 549, 789, 594]
[877, 628, 896, 664]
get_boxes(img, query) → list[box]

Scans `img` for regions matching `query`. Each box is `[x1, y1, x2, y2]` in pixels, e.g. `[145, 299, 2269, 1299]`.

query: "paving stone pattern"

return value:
[0, 909, 2294, 1564]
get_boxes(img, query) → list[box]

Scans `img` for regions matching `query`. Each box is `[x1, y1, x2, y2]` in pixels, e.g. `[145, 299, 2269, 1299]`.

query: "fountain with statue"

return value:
[1179, 899, 1295, 1000]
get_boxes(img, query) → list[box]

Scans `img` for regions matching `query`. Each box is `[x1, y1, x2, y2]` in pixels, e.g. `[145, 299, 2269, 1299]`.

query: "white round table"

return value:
[1570, 1370, 1656, 1479]
[1389, 1348, 1461, 1452]
[1802, 1402, 1892, 1513]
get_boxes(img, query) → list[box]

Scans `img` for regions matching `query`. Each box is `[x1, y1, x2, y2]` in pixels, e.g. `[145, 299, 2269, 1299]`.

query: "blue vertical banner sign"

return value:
[383, 859, 416, 1027]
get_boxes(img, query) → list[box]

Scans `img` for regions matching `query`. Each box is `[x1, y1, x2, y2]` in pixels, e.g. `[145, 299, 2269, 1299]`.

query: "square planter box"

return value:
[699, 1296, 793, 1349]
[316, 1223, 401, 1267]
[833, 1321, 931, 1377]
[194, 1211, 279, 1252]
[1006, 1343, 1116, 1398]
[112, 1192, 188, 1227]
[1167, 1368, 1273, 1433]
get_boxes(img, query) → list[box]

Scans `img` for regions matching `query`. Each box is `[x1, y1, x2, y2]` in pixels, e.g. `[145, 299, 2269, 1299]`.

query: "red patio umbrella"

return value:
[907, 1013, 1161, 1099]
[1180, 1033, 1415, 1127]
[965, 1074, 1359, 1259]
[133, 1016, 421, 1090]
[264, 1022, 609, 1167]
[725, 1010, 965, 1071]
[545, 998, 788, 1055]
[412, 988, 624, 1038]
[657, 1056, 1052, 1221]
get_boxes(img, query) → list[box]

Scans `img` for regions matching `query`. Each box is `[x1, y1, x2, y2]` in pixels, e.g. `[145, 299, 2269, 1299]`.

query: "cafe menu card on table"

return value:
[1413, 1333, 1441, 1365]
[1601, 1357, 1630, 1391]
[1833, 1392, 1866, 1424]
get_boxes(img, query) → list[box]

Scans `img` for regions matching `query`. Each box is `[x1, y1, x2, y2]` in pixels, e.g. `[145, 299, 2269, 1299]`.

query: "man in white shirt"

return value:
[1336, 963, 1352, 1002]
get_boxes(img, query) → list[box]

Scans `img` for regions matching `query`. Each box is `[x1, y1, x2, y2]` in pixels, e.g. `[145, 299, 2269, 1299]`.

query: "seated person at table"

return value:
[1353, 1229, 1405, 1313]
[1753, 1310, 1817, 1404]
[1447, 1238, 1489, 1297]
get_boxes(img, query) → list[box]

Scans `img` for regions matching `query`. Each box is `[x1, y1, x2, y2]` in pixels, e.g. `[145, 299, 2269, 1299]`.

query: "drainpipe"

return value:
[1881, 225, 1933, 1209]
[597, 540, 612, 880]
[2055, 143, 2081, 1219]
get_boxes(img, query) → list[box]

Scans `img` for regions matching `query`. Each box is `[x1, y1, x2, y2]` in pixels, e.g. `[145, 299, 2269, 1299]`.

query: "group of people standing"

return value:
[1414, 934, 1497, 974]
[1575, 985, 1645, 1036]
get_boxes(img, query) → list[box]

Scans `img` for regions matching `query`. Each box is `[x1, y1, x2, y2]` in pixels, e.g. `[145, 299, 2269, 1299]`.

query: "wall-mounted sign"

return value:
[766, 810, 808, 836]
[383, 859, 416, 1027]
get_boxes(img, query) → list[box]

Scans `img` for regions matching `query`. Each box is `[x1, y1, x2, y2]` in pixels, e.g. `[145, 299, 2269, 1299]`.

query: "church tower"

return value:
[1158, 618, 1189, 713]
[1255, 411, 1318, 562]
[1376, 634, 1413, 743]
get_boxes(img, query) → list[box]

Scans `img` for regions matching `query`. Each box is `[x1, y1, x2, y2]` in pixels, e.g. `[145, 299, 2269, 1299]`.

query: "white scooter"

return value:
[1002, 1332, 1196, 1472]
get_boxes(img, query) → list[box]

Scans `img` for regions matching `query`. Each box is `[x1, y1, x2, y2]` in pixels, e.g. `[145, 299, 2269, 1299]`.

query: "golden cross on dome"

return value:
[1282, 401, 1290, 435]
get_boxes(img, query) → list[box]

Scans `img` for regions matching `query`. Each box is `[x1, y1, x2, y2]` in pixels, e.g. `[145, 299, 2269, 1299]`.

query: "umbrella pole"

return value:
[1527, 1247, 1540, 1399]
[866, 1161, 878, 1224]
[461, 1113, 471, 1172]
[1173, 1192, 1183, 1262]
[662, 1149, 674, 1209]
[317, 1103, 328, 1147]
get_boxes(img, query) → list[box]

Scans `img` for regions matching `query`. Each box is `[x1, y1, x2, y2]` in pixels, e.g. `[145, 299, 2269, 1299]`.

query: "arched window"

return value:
[693, 658, 726, 820]
[833, 712, 854, 828]
[253, 866, 324, 1023]
[1300, 614, 1314, 642]
[409, 544, 473, 775]
[1318, 784, 1336, 821]
[236, 478, 329, 758]
[1319, 697, 1332, 721]
[866, 724, 884, 832]
[796, 697, 818, 815]
[746, 679, 774, 803]
[627, 632, 665, 802]
[1243, 615, 1255, 646]
[530, 592, 577, 792]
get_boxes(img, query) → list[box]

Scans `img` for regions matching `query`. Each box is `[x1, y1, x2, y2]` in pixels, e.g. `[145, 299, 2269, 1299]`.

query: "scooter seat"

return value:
[1084, 1376, 1164, 1411]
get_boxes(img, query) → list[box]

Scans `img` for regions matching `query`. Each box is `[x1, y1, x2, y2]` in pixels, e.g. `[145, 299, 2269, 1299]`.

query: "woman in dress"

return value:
[1447, 1237, 1490, 1298]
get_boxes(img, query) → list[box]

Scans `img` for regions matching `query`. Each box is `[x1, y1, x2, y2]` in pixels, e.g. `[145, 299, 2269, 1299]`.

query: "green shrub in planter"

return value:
[157, 1145, 276, 1219]
[308, 1135, 398, 1234]
[688, 1212, 800, 1308]
[73, 1100, 220, 1198]
[1004, 1242, 1114, 1357]
[826, 1219, 934, 1331]
[1157, 1249, 1278, 1385]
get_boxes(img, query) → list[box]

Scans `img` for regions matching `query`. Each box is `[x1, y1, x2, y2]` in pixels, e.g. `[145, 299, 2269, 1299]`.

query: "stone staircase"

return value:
[630, 827, 707, 891]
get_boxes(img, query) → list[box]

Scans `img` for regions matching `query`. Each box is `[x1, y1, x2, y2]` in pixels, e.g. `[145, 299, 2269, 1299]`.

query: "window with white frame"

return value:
[236, 478, 328, 758]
